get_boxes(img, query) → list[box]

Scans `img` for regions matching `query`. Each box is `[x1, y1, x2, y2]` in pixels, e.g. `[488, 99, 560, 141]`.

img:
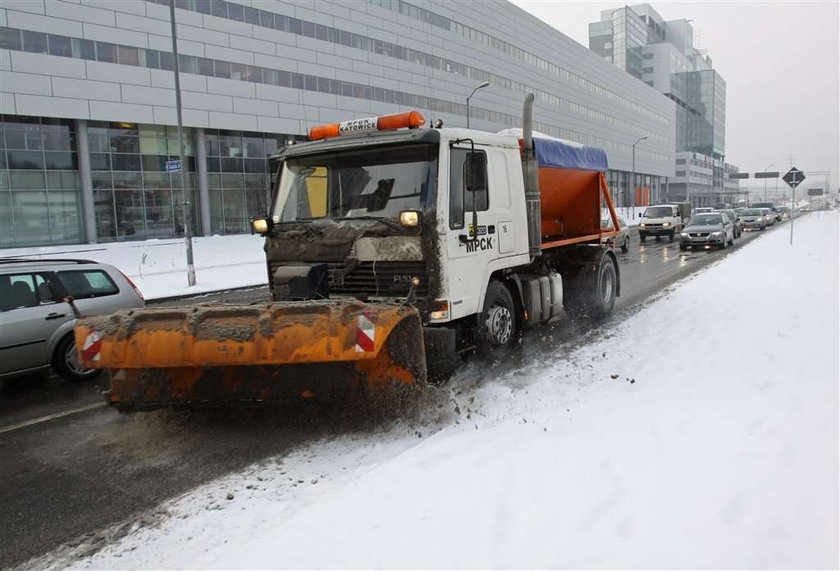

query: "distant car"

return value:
[679, 213, 734, 251]
[691, 207, 715, 216]
[601, 216, 630, 253]
[719, 209, 742, 239]
[0, 258, 145, 382]
[739, 208, 767, 231]
[775, 206, 791, 220]
[757, 207, 776, 226]
[750, 202, 777, 221]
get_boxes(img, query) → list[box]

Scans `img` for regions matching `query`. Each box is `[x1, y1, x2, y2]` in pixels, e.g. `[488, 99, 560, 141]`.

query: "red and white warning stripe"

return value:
[81, 331, 103, 362]
[355, 314, 375, 352]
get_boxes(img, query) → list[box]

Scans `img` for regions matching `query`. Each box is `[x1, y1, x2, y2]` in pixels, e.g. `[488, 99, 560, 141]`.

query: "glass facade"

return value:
[0, 116, 82, 247]
[0, 115, 303, 248]
[89, 122, 199, 242]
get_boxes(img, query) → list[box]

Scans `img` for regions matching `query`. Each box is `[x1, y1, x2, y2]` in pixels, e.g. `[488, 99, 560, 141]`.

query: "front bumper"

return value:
[680, 235, 725, 248]
[639, 226, 674, 236]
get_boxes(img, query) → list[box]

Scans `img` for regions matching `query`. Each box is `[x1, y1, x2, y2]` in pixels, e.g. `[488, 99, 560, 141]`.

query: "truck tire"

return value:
[476, 280, 518, 357]
[639, 233, 646, 243]
[53, 334, 101, 382]
[668, 230, 675, 242]
[564, 255, 617, 322]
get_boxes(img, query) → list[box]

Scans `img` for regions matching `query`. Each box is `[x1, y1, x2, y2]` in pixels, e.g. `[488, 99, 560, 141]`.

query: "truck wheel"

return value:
[639, 233, 646, 243]
[476, 280, 517, 357]
[564, 255, 617, 321]
[53, 334, 101, 382]
[668, 230, 675, 242]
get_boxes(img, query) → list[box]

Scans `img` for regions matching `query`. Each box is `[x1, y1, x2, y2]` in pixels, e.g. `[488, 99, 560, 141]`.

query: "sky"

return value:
[510, 1, 840, 194]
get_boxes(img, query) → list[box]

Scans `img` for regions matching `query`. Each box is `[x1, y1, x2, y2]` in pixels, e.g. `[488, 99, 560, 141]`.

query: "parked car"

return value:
[719, 209, 742, 239]
[679, 213, 734, 251]
[601, 216, 630, 253]
[0, 258, 145, 382]
[739, 208, 768, 231]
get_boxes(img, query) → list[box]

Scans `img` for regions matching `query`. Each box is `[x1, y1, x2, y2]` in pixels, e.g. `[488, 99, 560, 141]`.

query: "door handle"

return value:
[45, 313, 66, 320]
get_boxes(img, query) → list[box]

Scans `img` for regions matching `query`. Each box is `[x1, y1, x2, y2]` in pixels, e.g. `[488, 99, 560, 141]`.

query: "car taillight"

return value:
[119, 270, 145, 302]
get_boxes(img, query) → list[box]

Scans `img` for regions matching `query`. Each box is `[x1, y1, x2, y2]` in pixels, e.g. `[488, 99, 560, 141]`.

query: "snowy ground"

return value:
[0, 234, 267, 300]
[26, 210, 840, 570]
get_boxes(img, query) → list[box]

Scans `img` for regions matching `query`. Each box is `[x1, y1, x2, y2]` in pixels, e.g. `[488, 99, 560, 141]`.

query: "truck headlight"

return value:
[399, 210, 421, 227]
[663, 222, 671, 227]
[640, 223, 646, 228]
[251, 218, 271, 234]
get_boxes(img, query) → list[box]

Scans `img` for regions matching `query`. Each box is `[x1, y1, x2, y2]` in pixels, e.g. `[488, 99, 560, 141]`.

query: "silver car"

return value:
[0, 258, 145, 382]
[679, 213, 734, 251]
[739, 208, 768, 231]
[601, 216, 630, 253]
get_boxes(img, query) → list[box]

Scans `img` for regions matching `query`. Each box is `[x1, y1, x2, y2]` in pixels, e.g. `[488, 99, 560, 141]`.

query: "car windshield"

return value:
[751, 203, 774, 209]
[644, 206, 674, 217]
[742, 209, 762, 216]
[689, 214, 723, 226]
[272, 144, 438, 222]
[777, 207, 790, 212]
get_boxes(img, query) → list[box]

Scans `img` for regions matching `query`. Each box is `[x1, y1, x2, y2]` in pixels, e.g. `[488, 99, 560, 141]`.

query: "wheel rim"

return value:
[485, 305, 513, 346]
[600, 265, 615, 304]
[65, 341, 93, 375]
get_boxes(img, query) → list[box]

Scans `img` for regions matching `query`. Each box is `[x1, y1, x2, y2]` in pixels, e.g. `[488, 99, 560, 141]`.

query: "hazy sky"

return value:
[510, 1, 839, 193]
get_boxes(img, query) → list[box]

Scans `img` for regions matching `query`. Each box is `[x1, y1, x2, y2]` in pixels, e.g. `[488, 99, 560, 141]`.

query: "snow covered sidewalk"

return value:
[0, 234, 267, 300]
[38, 211, 840, 570]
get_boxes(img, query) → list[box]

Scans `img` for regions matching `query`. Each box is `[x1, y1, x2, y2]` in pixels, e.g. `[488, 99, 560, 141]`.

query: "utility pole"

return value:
[169, 0, 196, 286]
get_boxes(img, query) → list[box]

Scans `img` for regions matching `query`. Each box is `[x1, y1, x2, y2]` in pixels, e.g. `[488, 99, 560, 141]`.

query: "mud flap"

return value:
[74, 301, 426, 410]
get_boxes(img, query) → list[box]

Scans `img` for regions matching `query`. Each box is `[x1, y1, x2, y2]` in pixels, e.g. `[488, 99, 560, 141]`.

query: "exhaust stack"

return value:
[521, 93, 541, 260]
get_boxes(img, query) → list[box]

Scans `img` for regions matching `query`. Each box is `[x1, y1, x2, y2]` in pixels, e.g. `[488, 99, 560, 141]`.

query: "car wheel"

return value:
[639, 233, 646, 243]
[679, 244, 687, 251]
[655, 235, 660, 242]
[621, 236, 629, 253]
[53, 334, 101, 382]
[475, 280, 518, 358]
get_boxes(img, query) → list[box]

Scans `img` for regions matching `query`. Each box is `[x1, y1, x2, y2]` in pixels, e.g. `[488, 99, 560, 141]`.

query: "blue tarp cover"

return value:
[533, 137, 608, 172]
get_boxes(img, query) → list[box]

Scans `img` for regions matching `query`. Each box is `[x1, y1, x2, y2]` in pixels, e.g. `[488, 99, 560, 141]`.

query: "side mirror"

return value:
[464, 152, 487, 193]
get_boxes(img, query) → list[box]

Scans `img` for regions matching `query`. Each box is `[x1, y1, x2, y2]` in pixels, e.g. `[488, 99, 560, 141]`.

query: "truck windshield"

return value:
[643, 206, 674, 217]
[273, 144, 438, 222]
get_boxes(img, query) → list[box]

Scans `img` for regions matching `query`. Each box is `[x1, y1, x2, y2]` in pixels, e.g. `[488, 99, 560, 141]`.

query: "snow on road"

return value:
[39, 211, 839, 570]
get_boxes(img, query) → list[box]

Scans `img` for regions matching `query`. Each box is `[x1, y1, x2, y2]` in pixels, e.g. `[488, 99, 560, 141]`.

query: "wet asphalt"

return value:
[0, 221, 786, 568]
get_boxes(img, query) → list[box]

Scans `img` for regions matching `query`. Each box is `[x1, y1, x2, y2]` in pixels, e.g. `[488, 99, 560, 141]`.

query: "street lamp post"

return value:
[763, 163, 774, 203]
[169, 0, 196, 286]
[630, 136, 648, 218]
[465, 81, 489, 129]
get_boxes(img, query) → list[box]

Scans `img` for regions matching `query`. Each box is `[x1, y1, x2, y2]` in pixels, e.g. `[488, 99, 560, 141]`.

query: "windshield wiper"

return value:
[275, 220, 324, 236]
[341, 215, 402, 230]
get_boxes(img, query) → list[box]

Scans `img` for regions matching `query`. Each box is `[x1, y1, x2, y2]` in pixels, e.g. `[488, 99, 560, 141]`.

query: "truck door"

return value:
[445, 145, 508, 319]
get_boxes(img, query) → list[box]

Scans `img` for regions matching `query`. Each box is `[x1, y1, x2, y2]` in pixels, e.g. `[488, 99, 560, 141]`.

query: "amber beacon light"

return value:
[309, 111, 426, 140]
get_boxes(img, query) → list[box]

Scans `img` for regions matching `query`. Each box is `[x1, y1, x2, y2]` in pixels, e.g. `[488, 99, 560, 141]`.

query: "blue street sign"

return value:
[165, 160, 182, 172]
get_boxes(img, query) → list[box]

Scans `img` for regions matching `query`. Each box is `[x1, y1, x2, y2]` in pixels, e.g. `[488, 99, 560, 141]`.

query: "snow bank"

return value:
[0, 234, 267, 300]
[43, 211, 839, 569]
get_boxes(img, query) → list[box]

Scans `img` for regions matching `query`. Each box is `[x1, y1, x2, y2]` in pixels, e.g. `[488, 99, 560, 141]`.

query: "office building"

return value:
[1, 0, 675, 248]
[590, 4, 739, 206]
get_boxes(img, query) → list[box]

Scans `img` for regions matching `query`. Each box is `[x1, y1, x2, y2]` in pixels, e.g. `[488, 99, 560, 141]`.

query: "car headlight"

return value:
[680, 232, 689, 237]
[710, 231, 723, 236]
[662, 222, 670, 227]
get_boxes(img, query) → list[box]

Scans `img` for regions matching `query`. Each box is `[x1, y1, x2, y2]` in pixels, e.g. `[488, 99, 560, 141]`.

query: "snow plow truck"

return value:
[74, 94, 622, 410]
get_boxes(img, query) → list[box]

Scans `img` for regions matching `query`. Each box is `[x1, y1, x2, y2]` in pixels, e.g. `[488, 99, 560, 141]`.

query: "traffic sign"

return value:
[782, 167, 805, 188]
[165, 160, 182, 172]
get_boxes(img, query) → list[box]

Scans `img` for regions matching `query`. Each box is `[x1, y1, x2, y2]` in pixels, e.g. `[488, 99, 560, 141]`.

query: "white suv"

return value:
[0, 258, 145, 382]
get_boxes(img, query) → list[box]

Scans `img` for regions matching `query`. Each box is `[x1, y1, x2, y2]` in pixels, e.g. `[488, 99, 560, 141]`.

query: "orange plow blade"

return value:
[73, 301, 426, 410]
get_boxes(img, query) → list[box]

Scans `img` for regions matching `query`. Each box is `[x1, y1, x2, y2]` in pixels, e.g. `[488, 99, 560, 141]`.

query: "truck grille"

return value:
[329, 261, 428, 298]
